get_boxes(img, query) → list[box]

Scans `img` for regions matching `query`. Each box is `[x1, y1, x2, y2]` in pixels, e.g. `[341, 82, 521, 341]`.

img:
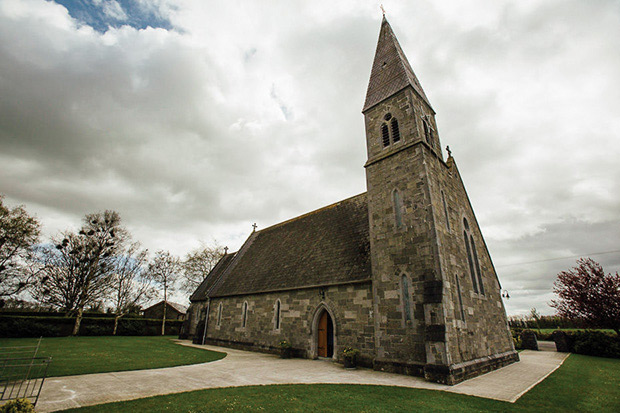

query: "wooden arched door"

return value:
[317, 310, 334, 357]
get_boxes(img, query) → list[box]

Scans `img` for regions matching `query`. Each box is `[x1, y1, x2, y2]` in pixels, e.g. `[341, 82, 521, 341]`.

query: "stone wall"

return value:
[364, 87, 444, 374]
[203, 281, 375, 365]
[186, 301, 205, 337]
[363, 85, 516, 383]
[425, 151, 517, 369]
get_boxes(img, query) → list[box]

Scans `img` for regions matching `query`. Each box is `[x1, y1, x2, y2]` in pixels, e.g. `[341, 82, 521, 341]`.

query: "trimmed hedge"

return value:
[0, 310, 134, 318]
[0, 315, 182, 337]
[508, 315, 580, 330]
[558, 330, 620, 359]
[512, 328, 620, 358]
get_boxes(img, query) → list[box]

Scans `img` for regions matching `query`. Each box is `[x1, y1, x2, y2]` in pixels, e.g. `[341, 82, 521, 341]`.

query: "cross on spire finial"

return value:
[380, 4, 386, 16]
[446, 145, 452, 157]
[224, 246, 228, 254]
[252, 223, 257, 232]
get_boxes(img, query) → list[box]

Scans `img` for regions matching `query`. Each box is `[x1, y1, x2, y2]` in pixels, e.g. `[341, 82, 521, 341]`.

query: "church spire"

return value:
[363, 16, 432, 113]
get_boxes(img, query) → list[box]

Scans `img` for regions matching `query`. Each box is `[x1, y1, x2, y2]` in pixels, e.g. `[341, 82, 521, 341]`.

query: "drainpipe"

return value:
[201, 299, 210, 345]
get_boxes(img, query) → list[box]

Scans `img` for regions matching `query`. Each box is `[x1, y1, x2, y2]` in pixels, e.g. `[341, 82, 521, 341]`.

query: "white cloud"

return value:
[94, 0, 128, 22]
[1, 0, 619, 312]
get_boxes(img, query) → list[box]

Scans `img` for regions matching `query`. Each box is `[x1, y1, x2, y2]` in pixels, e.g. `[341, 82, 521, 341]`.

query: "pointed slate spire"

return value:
[363, 16, 432, 112]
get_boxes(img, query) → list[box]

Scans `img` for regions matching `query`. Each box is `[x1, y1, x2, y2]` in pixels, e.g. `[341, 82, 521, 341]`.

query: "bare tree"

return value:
[181, 243, 224, 295]
[149, 250, 180, 335]
[35, 210, 128, 335]
[0, 196, 41, 300]
[109, 242, 154, 335]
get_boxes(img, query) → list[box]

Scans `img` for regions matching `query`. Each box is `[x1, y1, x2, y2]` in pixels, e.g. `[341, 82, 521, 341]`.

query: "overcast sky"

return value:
[1, 0, 619, 315]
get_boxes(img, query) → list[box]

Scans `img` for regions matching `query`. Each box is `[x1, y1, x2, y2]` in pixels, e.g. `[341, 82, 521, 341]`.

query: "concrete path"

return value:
[37, 342, 568, 412]
[538, 341, 557, 352]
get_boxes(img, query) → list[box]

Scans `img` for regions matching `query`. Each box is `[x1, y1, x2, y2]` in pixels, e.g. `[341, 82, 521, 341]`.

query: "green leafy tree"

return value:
[0, 196, 41, 300]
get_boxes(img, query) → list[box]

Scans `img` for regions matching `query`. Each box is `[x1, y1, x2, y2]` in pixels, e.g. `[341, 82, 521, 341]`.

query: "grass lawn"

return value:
[0, 336, 225, 378]
[62, 353, 619, 412]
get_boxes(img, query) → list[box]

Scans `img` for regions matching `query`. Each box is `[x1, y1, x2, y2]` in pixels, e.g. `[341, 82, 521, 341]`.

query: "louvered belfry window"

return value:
[380, 113, 401, 147]
[391, 118, 400, 142]
[381, 123, 390, 147]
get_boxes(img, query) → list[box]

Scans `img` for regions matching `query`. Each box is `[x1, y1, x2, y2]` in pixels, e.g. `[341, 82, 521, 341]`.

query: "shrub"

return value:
[0, 398, 35, 413]
[343, 347, 360, 360]
[279, 340, 293, 359]
[570, 331, 620, 359]
[537, 331, 554, 341]
[0, 315, 182, 337]
[81, 321, 114, 336]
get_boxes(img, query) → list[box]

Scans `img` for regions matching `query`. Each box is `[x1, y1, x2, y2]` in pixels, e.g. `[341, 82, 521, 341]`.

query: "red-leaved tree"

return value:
[550, 258, 620, 335]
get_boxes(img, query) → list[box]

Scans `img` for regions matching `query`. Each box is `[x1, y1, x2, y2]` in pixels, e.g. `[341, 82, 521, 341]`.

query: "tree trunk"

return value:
[161, 287, 167, 336]
[72, 307, 84, 336]
[161, 302, 167, 335]
[113, 313, 124, 335]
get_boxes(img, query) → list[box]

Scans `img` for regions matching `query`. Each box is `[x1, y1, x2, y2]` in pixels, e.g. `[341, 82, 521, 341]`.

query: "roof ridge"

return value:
[206, 232, 258, 297]
[257, 192, 367, 234]
[189, 252, 236, 302]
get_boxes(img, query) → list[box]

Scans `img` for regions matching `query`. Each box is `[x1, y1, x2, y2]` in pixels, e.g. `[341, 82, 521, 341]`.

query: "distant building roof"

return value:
[190, 193, 371, 301]
[143, 301, 187, 314]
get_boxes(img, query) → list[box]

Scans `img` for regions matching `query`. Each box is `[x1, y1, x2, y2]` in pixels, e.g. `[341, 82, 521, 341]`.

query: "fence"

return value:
[0, 337, 52, 407]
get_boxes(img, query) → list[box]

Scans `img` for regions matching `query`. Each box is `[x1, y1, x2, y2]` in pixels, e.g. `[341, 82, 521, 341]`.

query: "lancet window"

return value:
[380, 113, 401, 147]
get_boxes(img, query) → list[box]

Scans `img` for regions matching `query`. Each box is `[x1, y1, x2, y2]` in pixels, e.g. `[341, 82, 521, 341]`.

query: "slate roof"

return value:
[189, 252, 237, 302]
[143, 300, 188, 314]
[195, 193, 371, 299]
[363, 16, 432, 112]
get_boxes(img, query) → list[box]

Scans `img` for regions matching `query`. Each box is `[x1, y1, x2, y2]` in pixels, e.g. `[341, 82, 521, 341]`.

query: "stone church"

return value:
[186, 16, 517, 384]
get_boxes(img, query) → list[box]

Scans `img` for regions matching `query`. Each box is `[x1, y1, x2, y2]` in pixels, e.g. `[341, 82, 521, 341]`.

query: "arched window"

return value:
[470, 237, 485, 295]
[391, 118, 400, 142]
[441, 191, 451, 231]
[401, 274, 412, 322]
[242, 301, 248, 328]
[217, 302, 223, 327]
[393, 189, 403, 229]
[455, 275, 465, 321]
[463, 218, 484, 295]
[464, 231, 478, 293]
[274, 299, 281, 330]
[423, 117, 433, 145]
[380, 113, 401, 147]
[381, 123, 390, 147]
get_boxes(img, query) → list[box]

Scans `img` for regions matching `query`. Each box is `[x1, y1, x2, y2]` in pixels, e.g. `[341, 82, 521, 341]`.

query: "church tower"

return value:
[364, 16, 517, 384]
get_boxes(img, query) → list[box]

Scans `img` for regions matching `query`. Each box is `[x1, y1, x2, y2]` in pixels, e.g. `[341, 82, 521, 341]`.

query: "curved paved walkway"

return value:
[37, 341, 568, 412]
